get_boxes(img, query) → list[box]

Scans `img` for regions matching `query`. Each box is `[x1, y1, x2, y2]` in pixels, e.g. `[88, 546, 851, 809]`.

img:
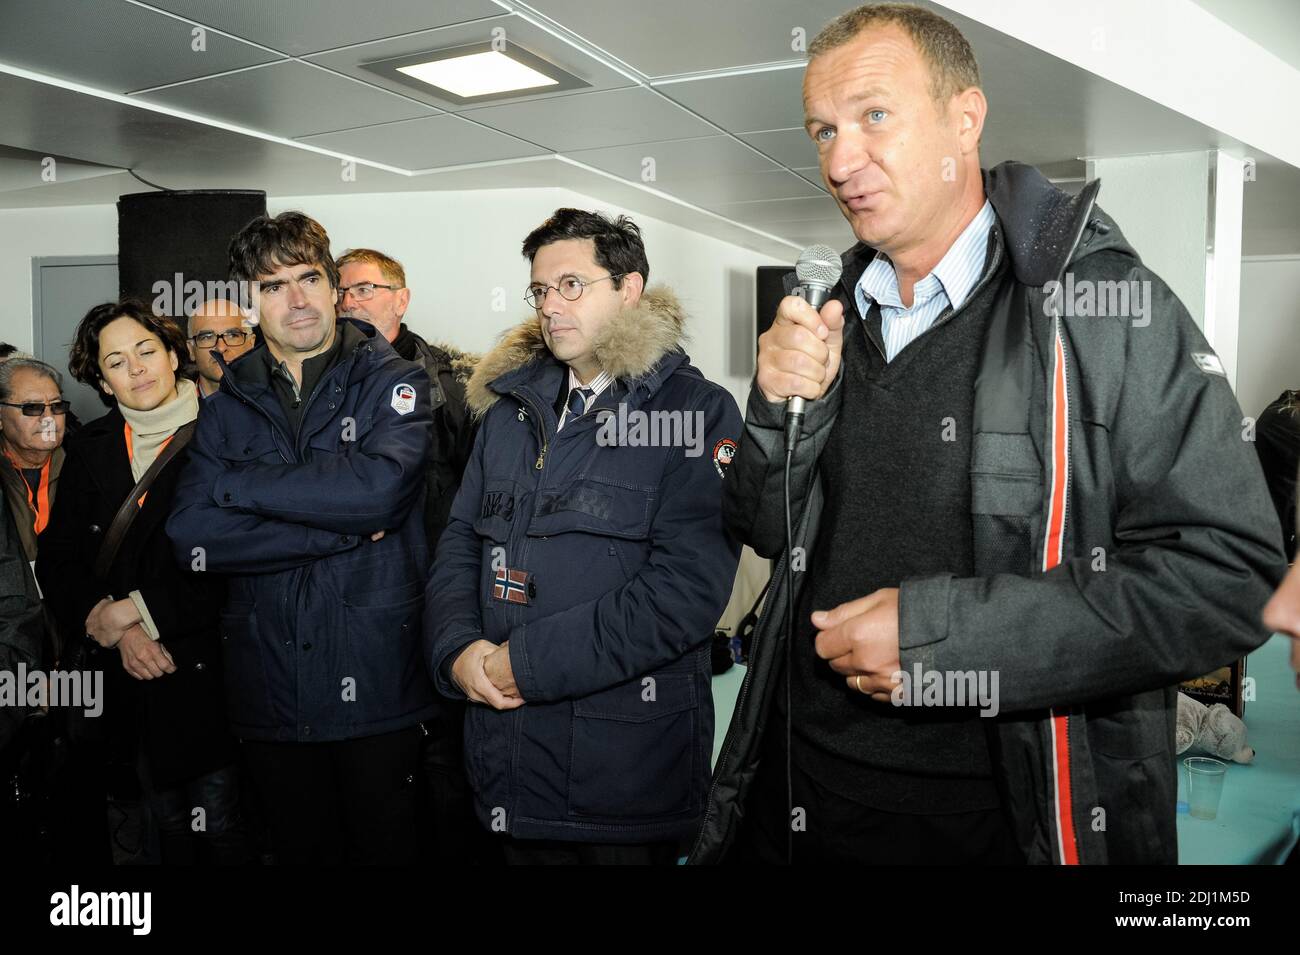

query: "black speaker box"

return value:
[117, 189, 267, 314]
[756, 264, 796, 345]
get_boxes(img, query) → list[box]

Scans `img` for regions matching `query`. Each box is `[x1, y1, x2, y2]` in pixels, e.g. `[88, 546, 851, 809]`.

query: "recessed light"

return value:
[398, 51, 559, 99]
[363, 41, 589, 106]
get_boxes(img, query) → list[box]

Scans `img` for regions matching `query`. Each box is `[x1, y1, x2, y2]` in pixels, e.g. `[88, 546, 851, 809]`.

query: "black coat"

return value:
[391, 324, 477, 554]
[36, 405, 233, 788]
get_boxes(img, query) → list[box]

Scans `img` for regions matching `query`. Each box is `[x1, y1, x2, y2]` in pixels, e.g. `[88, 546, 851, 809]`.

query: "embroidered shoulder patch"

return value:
[391, 382, 417, 414]
[1191, 352, 1226, 377]
[713, 438, 738, 478]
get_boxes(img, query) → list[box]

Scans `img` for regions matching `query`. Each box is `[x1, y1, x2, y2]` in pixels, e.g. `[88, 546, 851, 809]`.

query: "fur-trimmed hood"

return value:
[466, 285, 687, 417]
[425, 339, 480, 384]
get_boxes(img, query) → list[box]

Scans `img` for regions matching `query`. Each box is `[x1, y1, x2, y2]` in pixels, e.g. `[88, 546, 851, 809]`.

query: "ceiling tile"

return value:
[308, 13, 636, 112]
[296, 114, 548, 170]
[527, 0, 851, 77]
[131, 60, 438, 139]
[739, 128, 821, 170]
[657, 67, 806, 134]
[794, 166, 826, 189]
[146, 0, 501, 56]
[0, 0, 281, 93]
[460, 87, 716, 152]
[566, 135, 778, 185]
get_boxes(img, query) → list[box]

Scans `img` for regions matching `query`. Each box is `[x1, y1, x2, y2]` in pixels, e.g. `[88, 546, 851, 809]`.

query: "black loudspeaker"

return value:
[117, 190, 268, 315]
[756, 265, 795, 345]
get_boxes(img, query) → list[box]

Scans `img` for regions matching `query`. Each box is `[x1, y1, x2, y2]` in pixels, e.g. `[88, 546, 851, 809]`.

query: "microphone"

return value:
[784, 244, 844, 451]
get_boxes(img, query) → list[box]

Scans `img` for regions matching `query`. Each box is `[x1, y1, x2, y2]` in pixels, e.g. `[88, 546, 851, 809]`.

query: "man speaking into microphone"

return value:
[690, 2, 1284, 865]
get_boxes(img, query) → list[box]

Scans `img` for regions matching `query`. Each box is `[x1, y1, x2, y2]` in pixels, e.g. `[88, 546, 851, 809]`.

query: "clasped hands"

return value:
[452, 639, 524, 710]
[85, 597, 176, 681]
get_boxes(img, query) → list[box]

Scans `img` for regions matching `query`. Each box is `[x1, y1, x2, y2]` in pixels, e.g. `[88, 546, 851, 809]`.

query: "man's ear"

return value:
[621, 271, 645, 307]
[395, 287, 411, 319]
[954, 86, 987, 156]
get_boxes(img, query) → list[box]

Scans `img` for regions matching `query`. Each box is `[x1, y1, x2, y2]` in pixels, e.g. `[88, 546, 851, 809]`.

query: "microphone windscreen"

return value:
[795, 244, 843, 290]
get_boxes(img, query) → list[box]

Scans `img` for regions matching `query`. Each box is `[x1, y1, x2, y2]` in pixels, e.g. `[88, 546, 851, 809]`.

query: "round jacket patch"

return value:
[391, 383, 416, 415]
[713, 438, 737, 478]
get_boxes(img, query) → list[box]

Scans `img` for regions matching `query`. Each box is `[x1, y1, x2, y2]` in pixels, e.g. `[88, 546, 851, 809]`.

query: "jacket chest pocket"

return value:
[528, 478, 656, 581]
[526, 477, 656, 540]
[221, 432, 281, 465]
[970, 433, 1042, 575]
[473, 478, 527, 544]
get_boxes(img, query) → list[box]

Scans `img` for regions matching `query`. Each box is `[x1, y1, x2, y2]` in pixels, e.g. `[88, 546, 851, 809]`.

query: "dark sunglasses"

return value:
[0, 400, 71, 417]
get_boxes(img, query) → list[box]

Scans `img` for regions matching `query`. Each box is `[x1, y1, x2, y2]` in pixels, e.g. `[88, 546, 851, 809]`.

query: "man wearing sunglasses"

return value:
[185, 297, 256, 399]
[0, 357, 69, 568]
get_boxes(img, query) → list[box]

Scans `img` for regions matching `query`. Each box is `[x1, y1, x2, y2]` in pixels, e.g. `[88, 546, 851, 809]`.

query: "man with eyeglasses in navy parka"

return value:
[426, 209, 743, 864]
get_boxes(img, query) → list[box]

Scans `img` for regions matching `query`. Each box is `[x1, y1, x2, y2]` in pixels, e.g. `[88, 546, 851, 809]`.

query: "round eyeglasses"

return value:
[524, 273, 624, 309]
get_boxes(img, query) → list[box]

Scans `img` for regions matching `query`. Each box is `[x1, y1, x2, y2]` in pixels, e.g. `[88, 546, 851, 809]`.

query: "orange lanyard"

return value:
[123, 422, 174, 507]
[4, 452, 51, 534]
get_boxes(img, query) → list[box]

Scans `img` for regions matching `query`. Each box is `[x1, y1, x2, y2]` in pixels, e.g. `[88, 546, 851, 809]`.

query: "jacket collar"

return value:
[466, 285, 688, 417]
[217, 318, 377, 402]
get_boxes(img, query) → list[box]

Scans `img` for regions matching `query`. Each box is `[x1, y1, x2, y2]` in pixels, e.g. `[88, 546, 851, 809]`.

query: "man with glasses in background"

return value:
[335, 247, 478, 863]
[335, 249, 474, 552]
[185, 297, 256, 400]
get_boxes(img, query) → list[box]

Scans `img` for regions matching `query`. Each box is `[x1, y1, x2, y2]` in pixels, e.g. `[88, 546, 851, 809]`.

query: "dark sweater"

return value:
[785, 241, 1009, 815]
[260, 325, 345, 434]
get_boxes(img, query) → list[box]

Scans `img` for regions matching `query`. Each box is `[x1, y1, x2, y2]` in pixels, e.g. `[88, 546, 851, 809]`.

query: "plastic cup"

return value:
[1184, 757, 1228, 820]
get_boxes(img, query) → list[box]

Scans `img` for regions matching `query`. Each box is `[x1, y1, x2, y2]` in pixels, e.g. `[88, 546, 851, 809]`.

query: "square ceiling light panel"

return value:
[362, 41, 590, 107]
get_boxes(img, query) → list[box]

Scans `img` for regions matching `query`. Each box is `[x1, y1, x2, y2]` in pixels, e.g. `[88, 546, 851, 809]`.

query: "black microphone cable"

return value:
[783, 443, 795, 865]
[774, 245, 841, 866]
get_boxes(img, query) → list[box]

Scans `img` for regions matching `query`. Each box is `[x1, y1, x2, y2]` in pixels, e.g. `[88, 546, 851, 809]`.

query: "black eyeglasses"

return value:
[1, 400, 70, 417]
[188, 329, 251, 349]
[338, 283, 401, 302]
[524, 273, 624, 309]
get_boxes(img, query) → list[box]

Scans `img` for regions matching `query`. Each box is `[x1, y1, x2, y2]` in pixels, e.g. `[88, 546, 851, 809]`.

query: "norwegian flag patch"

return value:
[492, 567, 532, 605]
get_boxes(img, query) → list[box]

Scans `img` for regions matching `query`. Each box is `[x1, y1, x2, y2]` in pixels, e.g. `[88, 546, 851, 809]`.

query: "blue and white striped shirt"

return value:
[854, 200, 995, 361]
[558, 366, 614, 431]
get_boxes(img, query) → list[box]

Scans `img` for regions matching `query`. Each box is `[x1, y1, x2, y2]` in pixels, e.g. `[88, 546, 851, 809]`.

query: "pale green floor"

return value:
[709, 637, 1300, 864]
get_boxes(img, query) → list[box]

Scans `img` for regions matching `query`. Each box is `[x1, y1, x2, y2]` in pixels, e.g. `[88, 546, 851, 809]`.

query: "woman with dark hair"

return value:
[36, 299, 246, 864]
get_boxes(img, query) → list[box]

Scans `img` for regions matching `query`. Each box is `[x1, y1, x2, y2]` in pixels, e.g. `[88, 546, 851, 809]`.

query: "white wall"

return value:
[0, 202, 118, 349]
[1237, 255, 1300, 418]
[270, 187, 781, 408]
[0, 186, 783, 411]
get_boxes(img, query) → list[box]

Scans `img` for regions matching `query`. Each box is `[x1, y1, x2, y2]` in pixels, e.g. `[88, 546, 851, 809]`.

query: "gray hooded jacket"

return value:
[689, 162, 1285, 865]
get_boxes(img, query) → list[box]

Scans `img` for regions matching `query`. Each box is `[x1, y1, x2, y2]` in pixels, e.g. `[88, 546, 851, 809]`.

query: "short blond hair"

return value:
[335, 248, 406, 288]
[809, 2, 981, 105]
